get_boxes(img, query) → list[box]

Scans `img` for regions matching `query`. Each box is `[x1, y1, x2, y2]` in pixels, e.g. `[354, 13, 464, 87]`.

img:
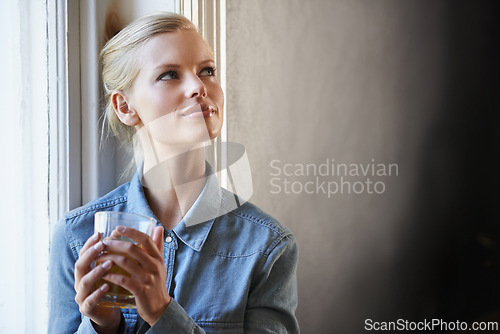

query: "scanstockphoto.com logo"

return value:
[269, 158, 399, 197]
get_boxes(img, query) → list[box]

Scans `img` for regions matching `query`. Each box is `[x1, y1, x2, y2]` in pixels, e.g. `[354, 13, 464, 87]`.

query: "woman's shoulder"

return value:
[64, 182, 131, 220]
[228, 199, 292, 238]
[206, 189, 296, 256]
[53, 182, 131, 249]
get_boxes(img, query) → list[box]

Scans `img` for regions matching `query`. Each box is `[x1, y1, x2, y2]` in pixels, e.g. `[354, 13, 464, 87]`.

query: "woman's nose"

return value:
[185, 75, 207, 99]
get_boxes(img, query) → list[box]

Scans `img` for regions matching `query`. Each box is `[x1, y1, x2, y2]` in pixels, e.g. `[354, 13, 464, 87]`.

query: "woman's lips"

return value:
[177, 103, 215, 118]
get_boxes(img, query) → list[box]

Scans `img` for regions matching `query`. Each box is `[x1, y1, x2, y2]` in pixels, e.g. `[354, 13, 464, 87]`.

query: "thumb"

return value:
[152, 226, 164, 252]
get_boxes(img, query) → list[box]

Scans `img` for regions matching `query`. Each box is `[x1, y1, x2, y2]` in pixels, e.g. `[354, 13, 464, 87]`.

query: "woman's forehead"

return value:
[139, 30, 213, 68]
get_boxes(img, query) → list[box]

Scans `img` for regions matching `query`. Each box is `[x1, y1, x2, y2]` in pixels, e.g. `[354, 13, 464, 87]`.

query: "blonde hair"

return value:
[100, 12, 197, 143]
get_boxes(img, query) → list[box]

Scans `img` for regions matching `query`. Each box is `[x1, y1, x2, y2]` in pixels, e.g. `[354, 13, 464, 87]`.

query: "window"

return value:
[0, 0, 49, 332]
[0, 1, 225, 331]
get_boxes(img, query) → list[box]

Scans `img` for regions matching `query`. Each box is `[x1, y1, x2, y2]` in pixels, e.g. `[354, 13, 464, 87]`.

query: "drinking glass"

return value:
[93, 211, 156, 308]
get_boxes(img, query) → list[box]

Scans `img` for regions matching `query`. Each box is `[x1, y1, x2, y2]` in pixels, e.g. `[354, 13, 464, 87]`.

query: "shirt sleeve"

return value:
[244, 233, 300, 333]
[48, 218, 127, 334]
[136, 299, 206, 334]
[140, 233, 299, 333]
[48, 218, 83, 333]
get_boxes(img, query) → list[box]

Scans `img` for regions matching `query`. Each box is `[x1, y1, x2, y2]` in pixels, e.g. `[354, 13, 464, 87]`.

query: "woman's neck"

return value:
[141, 144, 207, 230]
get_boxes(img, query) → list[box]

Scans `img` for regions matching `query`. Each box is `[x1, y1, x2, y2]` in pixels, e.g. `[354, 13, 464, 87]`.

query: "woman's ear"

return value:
[111, 90, 141, 126]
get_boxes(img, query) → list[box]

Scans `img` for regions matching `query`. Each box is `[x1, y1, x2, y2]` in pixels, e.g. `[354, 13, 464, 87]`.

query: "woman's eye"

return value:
[158, 71, 179, 81]
[199, 67, 216, 77]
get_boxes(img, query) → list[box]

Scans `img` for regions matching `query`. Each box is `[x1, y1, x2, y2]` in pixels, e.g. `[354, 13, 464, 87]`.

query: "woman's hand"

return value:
[74, 232, 122, 333]
[99, 226, 171, 326]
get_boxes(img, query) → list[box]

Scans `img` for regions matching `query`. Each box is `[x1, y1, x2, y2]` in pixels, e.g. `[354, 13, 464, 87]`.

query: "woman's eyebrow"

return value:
[199, 59, 215, 66]
[153, 60, 214, 72]
[153, 63, 181, 72]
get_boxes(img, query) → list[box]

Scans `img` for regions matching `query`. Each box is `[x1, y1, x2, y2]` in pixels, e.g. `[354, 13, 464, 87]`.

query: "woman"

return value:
[48, 12, 299, 333]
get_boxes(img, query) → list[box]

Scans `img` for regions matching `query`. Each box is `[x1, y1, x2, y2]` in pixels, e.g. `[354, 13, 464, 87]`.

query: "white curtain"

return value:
[0, 0, 50, 332]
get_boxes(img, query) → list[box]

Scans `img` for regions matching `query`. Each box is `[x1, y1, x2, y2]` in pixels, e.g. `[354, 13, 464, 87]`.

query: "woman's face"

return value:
[124, 29, 224, 149]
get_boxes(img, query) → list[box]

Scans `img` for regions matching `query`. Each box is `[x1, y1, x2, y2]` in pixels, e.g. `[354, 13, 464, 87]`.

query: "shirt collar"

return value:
[127, 161, 221, 252]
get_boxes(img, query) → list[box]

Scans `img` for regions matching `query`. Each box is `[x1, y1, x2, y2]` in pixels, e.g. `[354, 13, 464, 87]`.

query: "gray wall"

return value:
[226, 0, 498, 332]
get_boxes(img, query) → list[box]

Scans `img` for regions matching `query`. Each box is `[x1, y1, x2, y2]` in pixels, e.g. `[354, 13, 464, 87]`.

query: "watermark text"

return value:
[365, 318, 498, 332]
[269, 158, 398, 197]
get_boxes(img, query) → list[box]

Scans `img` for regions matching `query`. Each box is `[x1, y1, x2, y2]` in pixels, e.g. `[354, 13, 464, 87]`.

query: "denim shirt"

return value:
[48, 165, 299, 333]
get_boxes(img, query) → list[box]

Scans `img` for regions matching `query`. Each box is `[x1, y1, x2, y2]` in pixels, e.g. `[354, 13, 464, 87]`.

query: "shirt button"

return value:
[165, 236, 173, 243]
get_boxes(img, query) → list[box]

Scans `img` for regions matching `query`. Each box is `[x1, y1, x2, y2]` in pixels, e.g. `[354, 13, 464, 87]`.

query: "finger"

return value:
[112, 226, 161, 258]
[75, 260, 113, 304]
[74, 240, 106, 284]
[96, 253, 143, 279]
[101, 239, 152, 263]
[100, 239, 163, 274]
[79, 232, 101, 257]
[79, 282, 111, 314]
[152, 226, 164, 252]
[109, 229, 123, 240]
[102, 272, 138, 296]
